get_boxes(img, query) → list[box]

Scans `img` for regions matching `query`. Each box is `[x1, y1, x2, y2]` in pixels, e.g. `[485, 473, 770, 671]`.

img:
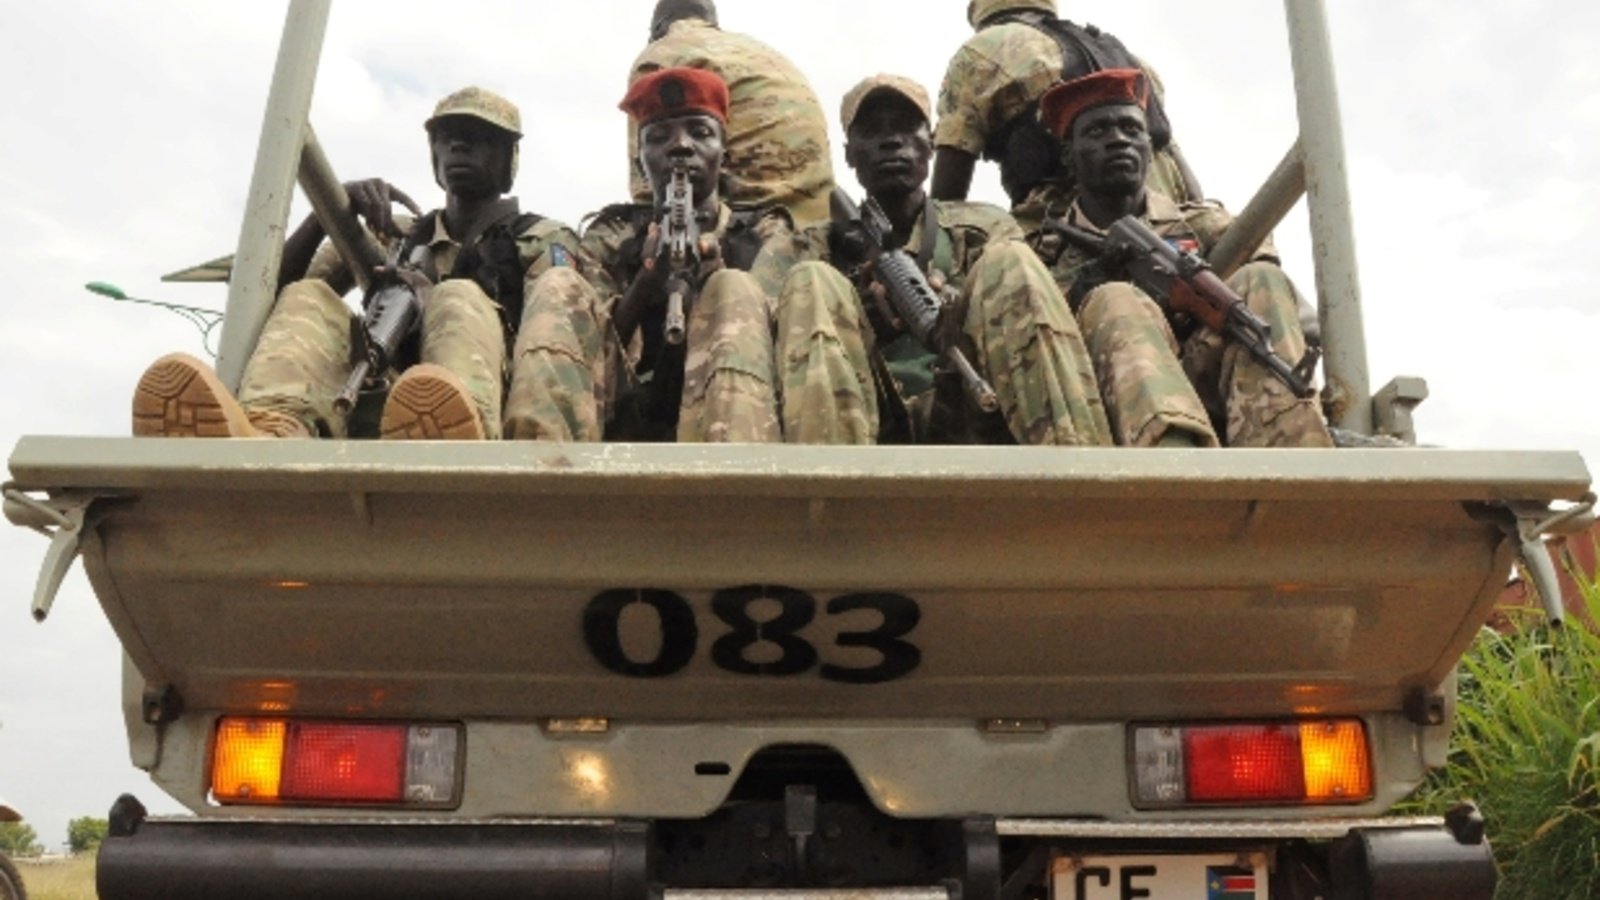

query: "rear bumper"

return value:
[97, 816, 651, 900]
[96, 810, 1496, 900]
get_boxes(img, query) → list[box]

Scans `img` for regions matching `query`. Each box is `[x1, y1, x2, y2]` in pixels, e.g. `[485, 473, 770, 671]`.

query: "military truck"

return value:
[4, 1, 1595, 899]
[0, 799, 27, 900]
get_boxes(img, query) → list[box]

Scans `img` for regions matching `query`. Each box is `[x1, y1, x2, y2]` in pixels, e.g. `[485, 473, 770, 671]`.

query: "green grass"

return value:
[13, 855, 95, 900]
[1405, 542, 1600, 900]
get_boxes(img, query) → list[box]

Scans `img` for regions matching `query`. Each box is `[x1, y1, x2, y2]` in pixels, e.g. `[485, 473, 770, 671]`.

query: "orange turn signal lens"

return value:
[212, 718, 286, 802]
[1300, 720, 1372, 801]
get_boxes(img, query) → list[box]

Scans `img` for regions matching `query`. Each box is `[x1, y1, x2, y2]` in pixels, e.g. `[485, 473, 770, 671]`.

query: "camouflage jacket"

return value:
[627, 18, 835, 226]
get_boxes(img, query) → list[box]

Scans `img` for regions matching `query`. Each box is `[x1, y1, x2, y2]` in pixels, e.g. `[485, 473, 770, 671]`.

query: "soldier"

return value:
[815, 75, 1110, 446]
[626, 0, 835, 226]
[931, 0, 1200, 217]
[505, 67, 872, 444]
[132, 87, 582, 441]
[1027, 69, 1331, 448]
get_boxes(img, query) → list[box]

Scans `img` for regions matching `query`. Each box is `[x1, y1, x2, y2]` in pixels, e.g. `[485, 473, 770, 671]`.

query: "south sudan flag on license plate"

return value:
[1206, 865, 1257, 899]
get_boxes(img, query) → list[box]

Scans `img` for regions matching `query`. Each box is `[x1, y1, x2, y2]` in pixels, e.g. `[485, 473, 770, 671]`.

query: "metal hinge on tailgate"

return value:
[2, 483, 107, 622]
[1500, 492, 1597, 627]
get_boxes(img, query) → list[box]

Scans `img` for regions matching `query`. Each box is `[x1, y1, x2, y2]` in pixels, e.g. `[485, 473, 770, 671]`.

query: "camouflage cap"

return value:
[840, 74, 932, 132]
[425, 86, 522, 138]
[967, 0, 1057, 29]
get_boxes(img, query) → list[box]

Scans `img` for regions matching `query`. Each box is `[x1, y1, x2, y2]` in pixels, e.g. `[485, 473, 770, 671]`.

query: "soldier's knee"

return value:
[274, 279, 347, 321]
[703, 268, 760, 298]
[782, 261, 859, 321]
[1078, 283, 1162, 332]
[523, 267, 598, 325]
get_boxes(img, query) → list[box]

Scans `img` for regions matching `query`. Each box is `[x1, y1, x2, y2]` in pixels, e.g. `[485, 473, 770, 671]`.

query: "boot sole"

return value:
[132, 355, 253, 437]
[380, 366, 485, 440]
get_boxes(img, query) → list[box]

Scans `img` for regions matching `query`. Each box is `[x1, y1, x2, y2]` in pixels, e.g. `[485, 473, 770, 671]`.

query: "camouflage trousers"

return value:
[504, 263, 874, 443]
[238, 278, 506, 438]
[774, 261, 877, 444]
[1077, 261, 1332, 448]
[961, 241, 1112, 446]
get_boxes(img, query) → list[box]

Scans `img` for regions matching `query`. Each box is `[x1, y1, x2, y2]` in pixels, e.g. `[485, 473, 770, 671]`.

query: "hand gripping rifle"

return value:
[1057, 215, 1320, 399]
[831, 190, 999, 413]
[334, 249, 428, 415]
[660, 164, 701, 346]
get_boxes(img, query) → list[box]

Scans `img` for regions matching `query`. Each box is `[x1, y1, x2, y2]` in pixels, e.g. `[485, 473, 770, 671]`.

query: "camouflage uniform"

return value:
[239, 212, 581, 438]
[1030, 188, 1332, 448]
[790, 199, 1110, 446]
[936, 0, 1195, 209]
[505, 204, 874, 443]
[627, 18, 835, 227]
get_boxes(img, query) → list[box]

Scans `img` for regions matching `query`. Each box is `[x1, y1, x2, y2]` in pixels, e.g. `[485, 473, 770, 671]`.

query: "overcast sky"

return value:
[0, 0, 1596, 849]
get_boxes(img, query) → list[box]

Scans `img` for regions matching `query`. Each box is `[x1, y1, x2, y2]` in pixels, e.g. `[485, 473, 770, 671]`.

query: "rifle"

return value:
[659, 164, 700, 346]
[831, 189, 999, 413]
[333, 252, 428, 415]
[1054, 215, 1320, 399]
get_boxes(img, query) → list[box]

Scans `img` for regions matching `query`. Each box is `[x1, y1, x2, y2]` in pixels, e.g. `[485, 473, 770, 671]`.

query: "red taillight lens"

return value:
[1185, 725, 1306, 802]
[281, 722, 407, 803]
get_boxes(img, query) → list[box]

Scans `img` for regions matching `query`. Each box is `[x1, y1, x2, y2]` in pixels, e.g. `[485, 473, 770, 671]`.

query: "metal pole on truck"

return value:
[1283, 0, 1372, 433]
[213, 0, 331, 392]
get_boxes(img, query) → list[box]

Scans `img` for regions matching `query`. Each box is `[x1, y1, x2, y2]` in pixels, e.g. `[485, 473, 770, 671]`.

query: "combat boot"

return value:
[133, 353, 259, 437]
[379, 364, 487, 440]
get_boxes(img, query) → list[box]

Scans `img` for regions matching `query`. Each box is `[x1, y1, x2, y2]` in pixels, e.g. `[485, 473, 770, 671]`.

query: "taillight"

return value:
[1133, 720, 1372, 808]
[212, 718, 460, 807]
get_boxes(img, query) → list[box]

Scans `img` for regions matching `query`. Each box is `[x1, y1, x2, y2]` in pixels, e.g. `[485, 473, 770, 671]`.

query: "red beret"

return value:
[1040, 68, 1149, 140]
[621, 67, 730, 125]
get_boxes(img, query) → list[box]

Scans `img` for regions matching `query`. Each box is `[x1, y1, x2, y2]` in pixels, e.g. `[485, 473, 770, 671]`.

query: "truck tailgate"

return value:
[8, 438, 1590, 723]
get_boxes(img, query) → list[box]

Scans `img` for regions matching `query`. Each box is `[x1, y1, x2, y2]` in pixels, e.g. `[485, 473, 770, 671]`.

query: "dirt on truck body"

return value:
[4, 2, 1596, 900]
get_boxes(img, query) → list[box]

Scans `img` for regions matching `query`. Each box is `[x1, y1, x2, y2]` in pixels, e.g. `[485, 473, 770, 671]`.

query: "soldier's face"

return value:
[845, 94, 933, 199]
[640, 114, 725, 206]
[430, 117, 512, 198]
[1067, 103, 1151, 197]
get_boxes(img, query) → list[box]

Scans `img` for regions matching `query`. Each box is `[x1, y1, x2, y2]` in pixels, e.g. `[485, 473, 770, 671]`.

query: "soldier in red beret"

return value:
[1025, 69, 1332, 448]
[503, 68, 875, 443]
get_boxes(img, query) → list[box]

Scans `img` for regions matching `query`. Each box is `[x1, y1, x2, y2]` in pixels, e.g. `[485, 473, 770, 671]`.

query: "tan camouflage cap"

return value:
[425, 86, 522, 138]
[967, 0, 1057, 29]
[840, 74, 932, 132]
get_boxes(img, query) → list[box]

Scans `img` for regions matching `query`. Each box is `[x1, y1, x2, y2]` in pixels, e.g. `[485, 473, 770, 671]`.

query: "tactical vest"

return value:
[981, 12, 1174, 205]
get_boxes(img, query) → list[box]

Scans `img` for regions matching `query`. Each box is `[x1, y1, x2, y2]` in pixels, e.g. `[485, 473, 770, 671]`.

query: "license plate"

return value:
[1050, 852, 1268, 899]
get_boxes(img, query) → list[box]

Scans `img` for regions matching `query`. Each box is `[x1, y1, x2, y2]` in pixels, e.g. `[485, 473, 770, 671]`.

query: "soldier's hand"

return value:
[632, 223, 672, 303]
[694, 234, 723, 282]
[345, 179, 423, 240]
[862, 272, 907, 341]
[374, 264, 434, 303]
